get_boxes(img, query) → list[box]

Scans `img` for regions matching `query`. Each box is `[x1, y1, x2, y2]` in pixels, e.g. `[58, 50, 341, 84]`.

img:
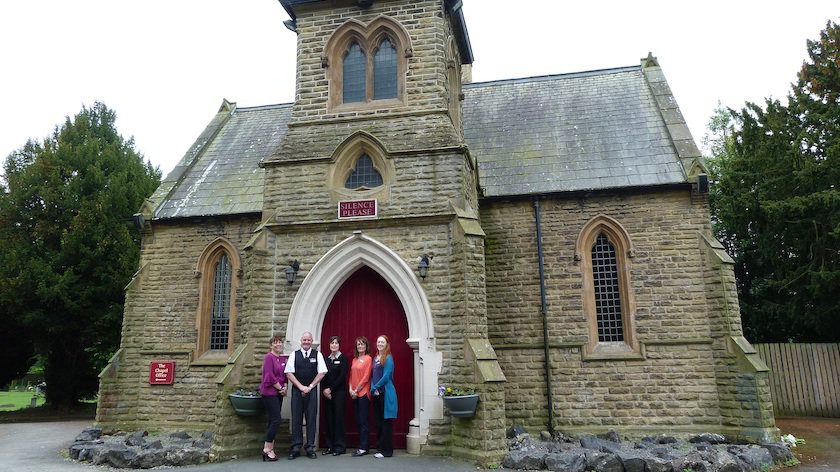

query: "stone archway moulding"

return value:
[285, 231, 443, 450]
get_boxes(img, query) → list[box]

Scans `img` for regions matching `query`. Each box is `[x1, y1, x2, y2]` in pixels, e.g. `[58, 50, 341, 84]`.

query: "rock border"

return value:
[70, 427, 212, 469]
[503, 427, 796, 472]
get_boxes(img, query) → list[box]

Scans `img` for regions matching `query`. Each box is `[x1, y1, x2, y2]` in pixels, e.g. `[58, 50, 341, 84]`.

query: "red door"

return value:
[320, 266, 413, 449]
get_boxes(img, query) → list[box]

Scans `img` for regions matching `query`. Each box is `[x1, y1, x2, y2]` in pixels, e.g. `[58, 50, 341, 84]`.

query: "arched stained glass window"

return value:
[591, 233, 624, 342]
[345, 153, 383, 189]
[343, 42, 366, 103]
[210, 253, 232, 350]
[373, 38, 397, 100]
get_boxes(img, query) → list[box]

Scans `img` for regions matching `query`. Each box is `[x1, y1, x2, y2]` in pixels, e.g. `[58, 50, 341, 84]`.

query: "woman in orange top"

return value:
[348, 336, 372, 456]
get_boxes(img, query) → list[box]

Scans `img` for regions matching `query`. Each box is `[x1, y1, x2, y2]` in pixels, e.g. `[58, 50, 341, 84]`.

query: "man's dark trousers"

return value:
[290, 387, 318, 454]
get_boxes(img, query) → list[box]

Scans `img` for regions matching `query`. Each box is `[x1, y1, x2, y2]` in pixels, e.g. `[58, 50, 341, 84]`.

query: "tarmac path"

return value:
[0, 420, 479, 472]
[2, 418, 838, 471]
[776, 417, 840, 471]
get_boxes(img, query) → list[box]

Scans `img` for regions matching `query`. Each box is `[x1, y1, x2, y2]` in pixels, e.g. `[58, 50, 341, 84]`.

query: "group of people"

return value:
[258, 331, 397, 461]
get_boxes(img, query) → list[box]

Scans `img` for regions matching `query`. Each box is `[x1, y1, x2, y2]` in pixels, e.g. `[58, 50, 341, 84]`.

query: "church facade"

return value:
[96, 0, 777, 464]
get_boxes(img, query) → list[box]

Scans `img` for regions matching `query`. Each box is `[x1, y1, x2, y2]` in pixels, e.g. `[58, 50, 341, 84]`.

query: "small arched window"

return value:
[328, 132, 395, 205]
[576, 215, 639, 359]
[345, 153, 384, 190]
[196, 239, 242, 358]
[592, 233, 624, 342]
[209, 253, 232, 350]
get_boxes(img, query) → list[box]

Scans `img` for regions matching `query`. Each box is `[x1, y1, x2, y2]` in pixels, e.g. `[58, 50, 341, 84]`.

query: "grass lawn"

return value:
[0, 391, 45, 411]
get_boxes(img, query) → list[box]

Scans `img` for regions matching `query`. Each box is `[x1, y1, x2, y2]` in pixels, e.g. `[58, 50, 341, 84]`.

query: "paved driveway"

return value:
[776, 417, 840, 471]
[3, 418, 838, 471]
[0, 420, 478, 472]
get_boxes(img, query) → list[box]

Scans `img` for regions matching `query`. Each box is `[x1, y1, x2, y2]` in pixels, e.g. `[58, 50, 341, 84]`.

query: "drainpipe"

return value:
[533, 198, 555, 435]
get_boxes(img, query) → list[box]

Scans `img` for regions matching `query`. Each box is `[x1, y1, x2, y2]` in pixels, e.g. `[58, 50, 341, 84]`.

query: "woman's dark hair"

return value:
[269, 335, 283, 346]
[354, 336, 369, 357]
[329, 335, 341, 344]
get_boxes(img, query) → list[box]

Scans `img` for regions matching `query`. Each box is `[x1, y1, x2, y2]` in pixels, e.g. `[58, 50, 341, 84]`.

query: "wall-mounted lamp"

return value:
[285, 260, 300, 285]
[417, 255, 430, 279]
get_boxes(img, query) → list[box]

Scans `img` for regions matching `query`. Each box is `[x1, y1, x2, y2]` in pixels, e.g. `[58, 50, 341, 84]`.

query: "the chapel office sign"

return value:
[338, 199, 377, 219]
[148, 361, 175, 385]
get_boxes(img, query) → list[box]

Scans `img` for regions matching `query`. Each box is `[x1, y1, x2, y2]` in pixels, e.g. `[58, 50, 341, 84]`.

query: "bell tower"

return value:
[262, 1, 478, 222]
[253, 0, 504, 463]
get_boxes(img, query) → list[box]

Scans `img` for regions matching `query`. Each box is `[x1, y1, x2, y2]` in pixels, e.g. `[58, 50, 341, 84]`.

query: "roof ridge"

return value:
[464, 65, 640, 89]
[233, 102, 294, 112]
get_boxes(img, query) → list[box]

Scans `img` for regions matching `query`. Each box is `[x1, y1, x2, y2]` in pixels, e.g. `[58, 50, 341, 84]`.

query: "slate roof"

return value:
[151, 103, 290, 219]
[463, 66, 686, 198]
[150, 64, 696, 219]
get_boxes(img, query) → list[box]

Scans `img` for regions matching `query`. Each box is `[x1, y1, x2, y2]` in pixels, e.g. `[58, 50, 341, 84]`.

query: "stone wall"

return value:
[96, 215, 260, 432]
[480, 189, 771, 437]
[700, 232, 776, 440]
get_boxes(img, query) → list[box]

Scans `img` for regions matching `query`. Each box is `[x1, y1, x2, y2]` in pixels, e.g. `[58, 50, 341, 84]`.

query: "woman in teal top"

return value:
[370, 334, 397, 458]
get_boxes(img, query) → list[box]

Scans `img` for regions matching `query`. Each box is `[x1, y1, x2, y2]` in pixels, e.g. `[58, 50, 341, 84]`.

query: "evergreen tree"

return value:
[0, 102, 160, 406]
[708, 21, 840, 342]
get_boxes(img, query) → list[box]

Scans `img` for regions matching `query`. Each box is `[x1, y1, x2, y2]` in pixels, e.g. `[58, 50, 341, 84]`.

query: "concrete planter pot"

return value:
[228, 394, 263, 416]
[442, 394, 479, 418]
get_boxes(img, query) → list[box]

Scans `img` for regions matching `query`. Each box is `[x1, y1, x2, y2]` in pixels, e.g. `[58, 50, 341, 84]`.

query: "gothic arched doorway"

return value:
[320, 265, 414, 449]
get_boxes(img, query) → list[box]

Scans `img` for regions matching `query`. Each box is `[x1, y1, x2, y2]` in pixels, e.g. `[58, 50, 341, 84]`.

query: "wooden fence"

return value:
[754, 343, 840, 417]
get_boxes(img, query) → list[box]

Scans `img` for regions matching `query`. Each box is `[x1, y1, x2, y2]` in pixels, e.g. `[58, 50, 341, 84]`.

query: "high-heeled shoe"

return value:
[262, 451, 278, 461]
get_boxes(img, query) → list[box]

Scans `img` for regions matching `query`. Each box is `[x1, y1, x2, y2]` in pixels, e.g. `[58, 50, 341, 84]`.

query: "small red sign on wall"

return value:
[338, 199, 377, 219]
[149, 361, 175, 385]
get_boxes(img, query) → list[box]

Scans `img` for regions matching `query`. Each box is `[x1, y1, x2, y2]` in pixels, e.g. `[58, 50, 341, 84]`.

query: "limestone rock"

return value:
[503, 449, 546, 470]
[544, 451, 586, 472]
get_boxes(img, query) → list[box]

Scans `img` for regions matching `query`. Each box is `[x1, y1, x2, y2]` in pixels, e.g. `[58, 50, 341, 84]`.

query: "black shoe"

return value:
[307, 450, 317, 459]
[322, 448, 333, 455]
[333, 450, 345, 456]
[288, 452, 299, 460]
[352, 449, 368, 457]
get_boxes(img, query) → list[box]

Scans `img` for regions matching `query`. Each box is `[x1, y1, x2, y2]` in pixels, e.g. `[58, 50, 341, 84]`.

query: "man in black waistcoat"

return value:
[284, 331, 327, 459]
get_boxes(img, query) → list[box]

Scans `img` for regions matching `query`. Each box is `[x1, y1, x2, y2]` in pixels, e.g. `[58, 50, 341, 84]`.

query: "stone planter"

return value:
[442, 394, 479, 418]
[228, 394, 263, 416]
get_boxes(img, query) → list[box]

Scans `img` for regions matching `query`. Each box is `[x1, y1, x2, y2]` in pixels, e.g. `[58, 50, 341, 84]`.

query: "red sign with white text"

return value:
[338, 199, 377, 219]
[149, 361, 175, 385]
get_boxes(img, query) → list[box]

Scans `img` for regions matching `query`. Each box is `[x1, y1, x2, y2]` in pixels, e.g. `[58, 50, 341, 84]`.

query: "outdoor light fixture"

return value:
[285, 260, 300, 285]
[417, 255, 430, 279]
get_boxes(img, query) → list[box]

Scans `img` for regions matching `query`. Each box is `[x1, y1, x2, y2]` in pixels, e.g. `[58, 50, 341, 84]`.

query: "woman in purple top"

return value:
[259, 335, 288, 461]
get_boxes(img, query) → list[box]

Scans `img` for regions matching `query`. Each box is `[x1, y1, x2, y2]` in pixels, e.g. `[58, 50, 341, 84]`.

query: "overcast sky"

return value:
[1, 1, 838, 176]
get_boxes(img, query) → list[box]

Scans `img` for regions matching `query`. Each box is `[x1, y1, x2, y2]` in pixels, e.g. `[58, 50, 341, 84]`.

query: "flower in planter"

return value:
[233, 387, 260, 397]
[438, 385, 476, 397]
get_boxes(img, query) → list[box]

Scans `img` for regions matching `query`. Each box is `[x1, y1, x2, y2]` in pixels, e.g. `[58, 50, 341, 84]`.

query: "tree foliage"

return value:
[0, 102, 160, 405]
[708, 21, 840, 342]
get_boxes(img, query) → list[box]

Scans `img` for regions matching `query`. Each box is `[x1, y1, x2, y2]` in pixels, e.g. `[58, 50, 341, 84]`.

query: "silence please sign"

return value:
[338, 199, 377, 219]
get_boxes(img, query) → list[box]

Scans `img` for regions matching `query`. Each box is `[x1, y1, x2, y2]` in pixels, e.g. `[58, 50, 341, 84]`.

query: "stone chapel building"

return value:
[96, 0, 777, 464]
